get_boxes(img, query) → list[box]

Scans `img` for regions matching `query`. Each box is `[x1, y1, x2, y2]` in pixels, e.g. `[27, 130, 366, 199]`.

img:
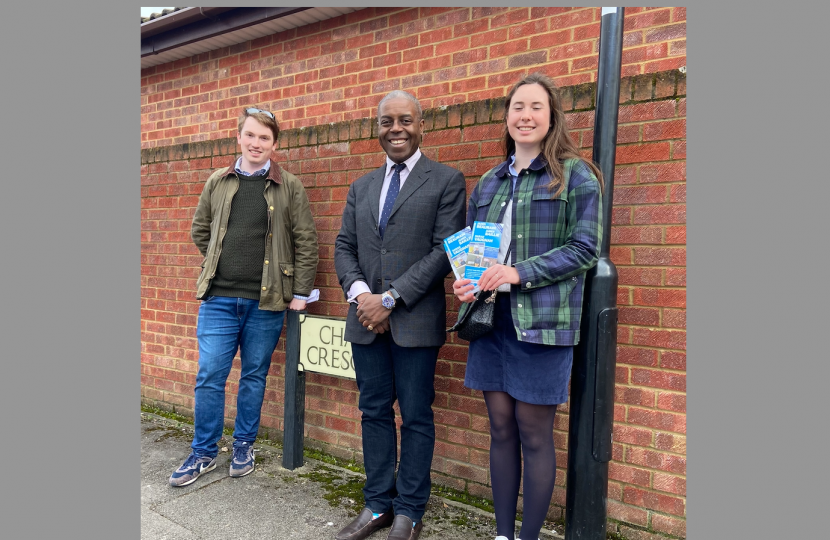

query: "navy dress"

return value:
[464, 293, 573, 405]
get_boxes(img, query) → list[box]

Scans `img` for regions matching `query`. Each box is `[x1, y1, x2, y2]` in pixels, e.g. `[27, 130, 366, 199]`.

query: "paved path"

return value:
[141, 413, 563, 540]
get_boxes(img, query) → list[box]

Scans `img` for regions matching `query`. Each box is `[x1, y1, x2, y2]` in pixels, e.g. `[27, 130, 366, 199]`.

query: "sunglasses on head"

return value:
[246, 108, 274, 119]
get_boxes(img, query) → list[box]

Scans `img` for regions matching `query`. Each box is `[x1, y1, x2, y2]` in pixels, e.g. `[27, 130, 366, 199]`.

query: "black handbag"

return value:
[447, 247, 511, 342]
[448, 288, 499, 342]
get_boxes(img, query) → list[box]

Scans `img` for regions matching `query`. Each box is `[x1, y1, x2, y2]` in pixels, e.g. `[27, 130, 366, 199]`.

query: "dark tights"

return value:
[484, 391, 558, 540]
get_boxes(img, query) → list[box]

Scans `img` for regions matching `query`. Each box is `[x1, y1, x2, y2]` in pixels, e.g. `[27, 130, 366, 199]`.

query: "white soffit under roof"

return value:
[141, 7, 361, 69]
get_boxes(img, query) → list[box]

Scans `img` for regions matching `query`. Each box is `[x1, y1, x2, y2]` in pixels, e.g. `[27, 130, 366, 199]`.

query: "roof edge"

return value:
[141, 7, 313, 57]
[141, 7, 237, 38]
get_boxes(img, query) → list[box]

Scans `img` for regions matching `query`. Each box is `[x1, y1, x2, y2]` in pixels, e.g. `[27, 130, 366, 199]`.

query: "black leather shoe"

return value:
[385, 515, 423, 540]
[335, 507, 394, 540]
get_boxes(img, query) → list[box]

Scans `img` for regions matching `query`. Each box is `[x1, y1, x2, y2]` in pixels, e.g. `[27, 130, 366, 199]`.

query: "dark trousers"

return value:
[352, 333, 440, 522]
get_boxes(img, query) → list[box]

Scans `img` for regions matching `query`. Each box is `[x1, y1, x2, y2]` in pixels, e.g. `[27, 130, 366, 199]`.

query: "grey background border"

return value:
[1, 2, 138, 539]
[689, 2, 829, 539]
[1, 3, 827, 539]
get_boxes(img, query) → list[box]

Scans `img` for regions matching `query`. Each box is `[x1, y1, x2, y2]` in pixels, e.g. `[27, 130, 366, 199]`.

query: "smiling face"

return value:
[378, 97, 424, 163]
[236, 116, 277, 171]
[506, 83, 551, 154]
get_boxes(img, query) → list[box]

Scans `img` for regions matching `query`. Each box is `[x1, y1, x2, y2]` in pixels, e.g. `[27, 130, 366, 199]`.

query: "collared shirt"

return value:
[377, 149, 422, 217]
[462, 155, 603, 346]
[234, 157, 270, 177]
[229, 157, 307, 301]
[347, 149, 423, 303]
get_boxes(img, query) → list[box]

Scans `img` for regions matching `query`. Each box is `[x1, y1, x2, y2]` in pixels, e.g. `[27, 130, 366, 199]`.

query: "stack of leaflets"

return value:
[443, 221, 502, 293]
[465, 221, 502, 292]
[442, 226, 472, 281]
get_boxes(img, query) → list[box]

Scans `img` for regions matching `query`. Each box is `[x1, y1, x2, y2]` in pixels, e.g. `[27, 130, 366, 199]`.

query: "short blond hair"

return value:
[237, 107, 280, 141]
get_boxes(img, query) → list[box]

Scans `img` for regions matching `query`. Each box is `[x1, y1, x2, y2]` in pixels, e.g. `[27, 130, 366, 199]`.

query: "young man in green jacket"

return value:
[170, 107, 318, 487]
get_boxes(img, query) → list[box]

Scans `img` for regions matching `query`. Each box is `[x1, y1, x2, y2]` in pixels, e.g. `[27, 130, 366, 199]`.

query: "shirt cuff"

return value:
[346, 280, 372, 303]
[292, 294, 309, 301]
[514, 261, 535, 291]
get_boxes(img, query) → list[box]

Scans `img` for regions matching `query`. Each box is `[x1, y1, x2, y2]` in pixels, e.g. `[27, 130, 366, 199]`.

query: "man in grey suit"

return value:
[334, 91, 466, 540]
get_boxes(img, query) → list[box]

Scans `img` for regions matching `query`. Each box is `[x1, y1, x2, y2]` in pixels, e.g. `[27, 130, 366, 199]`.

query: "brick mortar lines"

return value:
[139, 8, 683, 78]
[141, 69, 685, 164]
[141, 67, 687, 533]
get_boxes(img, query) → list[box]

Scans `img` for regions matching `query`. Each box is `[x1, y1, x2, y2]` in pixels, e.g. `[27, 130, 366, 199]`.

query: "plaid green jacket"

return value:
[459, 155, 603, 346]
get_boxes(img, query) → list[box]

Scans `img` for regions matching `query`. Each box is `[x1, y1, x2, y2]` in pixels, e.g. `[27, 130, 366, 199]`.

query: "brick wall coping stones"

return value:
[141, 69, 685, 164]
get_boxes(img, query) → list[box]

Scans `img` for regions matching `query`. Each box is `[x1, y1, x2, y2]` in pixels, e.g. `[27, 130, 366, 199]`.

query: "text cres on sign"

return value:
[299, 315, 355, 380]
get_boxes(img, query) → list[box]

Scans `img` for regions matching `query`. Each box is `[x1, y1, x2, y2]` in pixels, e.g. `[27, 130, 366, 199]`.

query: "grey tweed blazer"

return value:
[334, 154, 466, 347]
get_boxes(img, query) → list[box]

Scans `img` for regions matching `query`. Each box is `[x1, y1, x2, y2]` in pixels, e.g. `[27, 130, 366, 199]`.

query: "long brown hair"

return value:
[503, 72, 604, 198]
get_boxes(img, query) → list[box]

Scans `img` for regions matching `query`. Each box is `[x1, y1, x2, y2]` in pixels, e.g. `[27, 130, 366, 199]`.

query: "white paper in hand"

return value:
[305, 289, 320, 304]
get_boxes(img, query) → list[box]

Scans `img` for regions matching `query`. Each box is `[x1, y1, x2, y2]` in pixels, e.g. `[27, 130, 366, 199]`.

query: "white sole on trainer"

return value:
[229, 463, 255, 478]
[170, 461, 217, 487]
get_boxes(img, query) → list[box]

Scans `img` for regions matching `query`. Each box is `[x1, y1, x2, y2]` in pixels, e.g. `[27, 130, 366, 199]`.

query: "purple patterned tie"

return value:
[378, 163, 406, 238]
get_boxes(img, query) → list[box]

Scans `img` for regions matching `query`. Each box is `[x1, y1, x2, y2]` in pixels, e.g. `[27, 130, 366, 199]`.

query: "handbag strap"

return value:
[501, 244, 513, 269]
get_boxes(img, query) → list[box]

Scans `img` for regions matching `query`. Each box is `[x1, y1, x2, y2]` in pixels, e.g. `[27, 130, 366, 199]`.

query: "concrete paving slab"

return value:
[141, 421, 229, 507]
[152, 469, 350, 539]
[141, 506, 199, 540]
[141, 413, 564, 540]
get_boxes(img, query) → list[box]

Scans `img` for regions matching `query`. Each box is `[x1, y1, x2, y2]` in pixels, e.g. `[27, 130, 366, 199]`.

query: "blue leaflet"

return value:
[443, 226, 472, 281]
[464, 221, 502, 293]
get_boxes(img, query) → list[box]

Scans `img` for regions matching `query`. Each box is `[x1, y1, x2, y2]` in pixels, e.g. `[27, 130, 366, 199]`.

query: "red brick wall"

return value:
[141, 7, 686, 539]
[141, 7, 685, 148]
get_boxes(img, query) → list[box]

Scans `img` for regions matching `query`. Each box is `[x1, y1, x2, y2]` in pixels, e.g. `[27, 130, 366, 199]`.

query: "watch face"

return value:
[381, 294, 395, 309]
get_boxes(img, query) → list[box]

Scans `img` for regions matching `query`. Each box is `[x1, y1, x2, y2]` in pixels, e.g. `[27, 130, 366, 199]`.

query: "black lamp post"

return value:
[565, 6, 624, 539]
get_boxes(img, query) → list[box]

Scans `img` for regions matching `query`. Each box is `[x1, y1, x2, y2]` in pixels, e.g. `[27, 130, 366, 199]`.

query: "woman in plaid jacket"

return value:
[452, 73, 604, 540]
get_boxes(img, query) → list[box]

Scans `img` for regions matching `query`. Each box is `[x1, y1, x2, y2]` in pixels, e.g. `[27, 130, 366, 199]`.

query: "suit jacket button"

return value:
[381, 249, 387, 254]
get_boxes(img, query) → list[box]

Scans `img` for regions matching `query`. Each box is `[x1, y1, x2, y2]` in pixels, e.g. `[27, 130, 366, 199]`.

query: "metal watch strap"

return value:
[388, 287, 401, 306]
[381, 291, 395, 309]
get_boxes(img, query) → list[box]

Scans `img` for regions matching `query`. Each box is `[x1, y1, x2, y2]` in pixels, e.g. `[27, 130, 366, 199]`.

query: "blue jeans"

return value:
[352, 334, 439, 522]
[192, 296, 285, 458]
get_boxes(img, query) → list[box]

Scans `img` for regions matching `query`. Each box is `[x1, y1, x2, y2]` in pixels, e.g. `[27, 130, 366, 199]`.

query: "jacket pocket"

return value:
[530, 189, 569, 248]
[531, 188, 569, 202]
[195, 260, 210, 297]
[531, 187, 569, 213]
[559, 276, 578, 309]
[475, 191, 498, 223]
[279, 262, 295, 303]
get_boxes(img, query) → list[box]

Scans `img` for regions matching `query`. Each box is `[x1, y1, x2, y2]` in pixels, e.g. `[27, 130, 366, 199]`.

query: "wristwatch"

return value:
[381, 288, 402, 310]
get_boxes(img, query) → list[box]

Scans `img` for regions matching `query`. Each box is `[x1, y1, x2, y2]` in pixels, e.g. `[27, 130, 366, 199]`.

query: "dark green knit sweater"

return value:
[208, 172, 269, 300]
